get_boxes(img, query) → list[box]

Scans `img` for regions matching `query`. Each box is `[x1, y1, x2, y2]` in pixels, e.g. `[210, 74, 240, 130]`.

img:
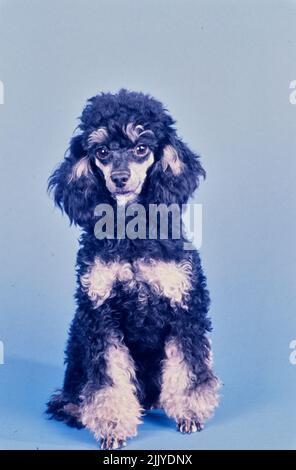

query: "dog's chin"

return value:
[110, 182, 142, 206]
[112, 190, 138, 206]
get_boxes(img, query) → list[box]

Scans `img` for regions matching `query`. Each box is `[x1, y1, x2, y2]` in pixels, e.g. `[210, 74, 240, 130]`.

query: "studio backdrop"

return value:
[0, 0, 295, 450]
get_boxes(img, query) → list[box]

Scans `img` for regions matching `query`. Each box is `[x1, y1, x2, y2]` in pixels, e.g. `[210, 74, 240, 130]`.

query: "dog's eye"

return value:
[96, 146, 109, 159]
[134, 144, 149, 158]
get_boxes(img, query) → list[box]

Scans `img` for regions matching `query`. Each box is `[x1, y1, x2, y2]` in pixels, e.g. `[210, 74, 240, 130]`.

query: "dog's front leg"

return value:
[159, 257, 221, 432]
[159, 336, 220, 433]
[80, 331, 142, 449]
[76, 258, 142, 448]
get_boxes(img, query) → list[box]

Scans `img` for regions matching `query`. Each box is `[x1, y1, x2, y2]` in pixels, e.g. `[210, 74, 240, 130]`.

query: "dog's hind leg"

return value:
[46, 390, 83, 428]
[46, 317, 87, 428]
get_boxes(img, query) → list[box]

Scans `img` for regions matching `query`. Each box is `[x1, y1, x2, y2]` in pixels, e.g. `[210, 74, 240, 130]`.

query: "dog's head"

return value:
[49, 89, 205, 227]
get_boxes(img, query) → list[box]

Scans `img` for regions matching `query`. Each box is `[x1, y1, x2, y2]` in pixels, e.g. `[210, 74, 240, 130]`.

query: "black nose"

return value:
[111, 170, 130, 188]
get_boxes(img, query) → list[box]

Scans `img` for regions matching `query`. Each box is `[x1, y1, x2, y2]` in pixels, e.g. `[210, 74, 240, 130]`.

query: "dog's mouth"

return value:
[113, 188, 134, 195]
[110, 182, 142, 206]
[112, 182, 141, 197]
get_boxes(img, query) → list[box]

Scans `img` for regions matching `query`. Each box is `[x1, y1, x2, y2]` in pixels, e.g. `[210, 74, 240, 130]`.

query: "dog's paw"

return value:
[177, 418, 204, 434]
[46, 391, 83, 429]
[100, 436, 127, 450]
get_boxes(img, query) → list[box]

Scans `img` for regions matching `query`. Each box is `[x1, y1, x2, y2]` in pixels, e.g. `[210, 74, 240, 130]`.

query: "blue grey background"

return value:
[0, 0, 295, 450]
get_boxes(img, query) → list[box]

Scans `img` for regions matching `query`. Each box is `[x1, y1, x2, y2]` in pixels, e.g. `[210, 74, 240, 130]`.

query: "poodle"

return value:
[46, 89, 220, 449]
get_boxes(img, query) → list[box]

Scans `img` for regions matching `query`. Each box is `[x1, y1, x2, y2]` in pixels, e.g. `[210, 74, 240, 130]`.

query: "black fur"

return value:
[46, 89, 218, 447]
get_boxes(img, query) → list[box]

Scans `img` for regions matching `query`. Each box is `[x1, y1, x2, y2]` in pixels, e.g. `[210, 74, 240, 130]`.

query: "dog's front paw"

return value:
[100, 435, 127, 450]
[177, 418, 204, 434]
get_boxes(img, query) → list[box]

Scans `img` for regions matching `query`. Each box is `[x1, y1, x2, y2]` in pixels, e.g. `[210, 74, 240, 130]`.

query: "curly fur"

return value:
[46, 89, 220, 449]
[80, 339, 142, 440]
[160, 339, 221, 423]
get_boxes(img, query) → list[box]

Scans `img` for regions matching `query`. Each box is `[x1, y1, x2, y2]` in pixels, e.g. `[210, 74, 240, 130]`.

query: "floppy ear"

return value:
[147, 135, 205, 205]
[48, 134, 105, 227]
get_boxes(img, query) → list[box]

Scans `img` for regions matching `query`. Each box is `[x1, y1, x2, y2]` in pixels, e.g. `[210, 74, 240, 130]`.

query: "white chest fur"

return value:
[80, 257, 192, 309]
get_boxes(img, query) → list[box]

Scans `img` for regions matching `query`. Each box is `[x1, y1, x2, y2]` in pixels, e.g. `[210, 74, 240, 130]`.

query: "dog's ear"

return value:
[48, 134, 104, 227]
[147, 135, 205, 205]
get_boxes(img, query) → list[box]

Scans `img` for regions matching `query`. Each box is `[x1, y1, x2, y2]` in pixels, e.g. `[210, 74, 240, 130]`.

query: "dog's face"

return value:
[88, 123, 157, 205]
[49, 89, 205, 227]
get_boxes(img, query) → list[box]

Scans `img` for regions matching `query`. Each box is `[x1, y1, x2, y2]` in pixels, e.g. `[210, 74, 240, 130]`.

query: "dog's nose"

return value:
[111, 170, 130, 188]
